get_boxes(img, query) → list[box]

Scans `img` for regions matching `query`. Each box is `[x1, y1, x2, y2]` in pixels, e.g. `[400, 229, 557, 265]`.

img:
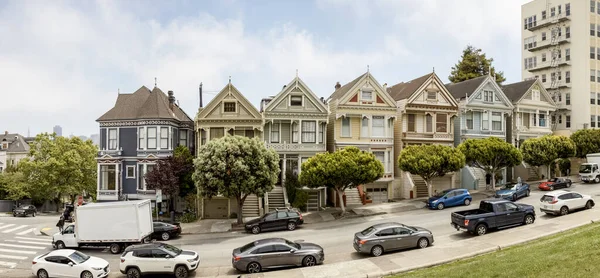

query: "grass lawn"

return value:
[392, 222, 600, 278]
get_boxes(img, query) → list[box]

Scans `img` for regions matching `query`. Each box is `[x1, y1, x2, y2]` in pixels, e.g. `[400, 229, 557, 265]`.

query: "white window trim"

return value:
[425, 114, 433, 133]
[341, 117, 352, 137]
[223, 101, 237, 113]
[160, 127, 169, 150]
[138, 127, 146, 150]
[361, 90, 373, 101]
[361, 117, 369, 138]
[465, 111, 474, 130]
[126, 165, 136, 179]
[138, 163, 156, 191]
[372, 116, 385, 137]
[289, 95, 303, 107]
[98, 163, 119, 192]
[107, 128, 118, 150]
[481, 111, 489, 130]
[147, 127, 157, 149]
[271, 122, 280, 143]
[491, 112, 503, 131]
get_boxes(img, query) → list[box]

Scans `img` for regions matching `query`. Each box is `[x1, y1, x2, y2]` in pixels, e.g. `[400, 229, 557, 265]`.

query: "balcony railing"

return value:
[526, 36, 569, 52]
[369, 138, 393, 144]
[527, 59, 570, 72]
[527, 13, 570, 31]
[403, 132, 453, 140]
[266, 143, 326, 152]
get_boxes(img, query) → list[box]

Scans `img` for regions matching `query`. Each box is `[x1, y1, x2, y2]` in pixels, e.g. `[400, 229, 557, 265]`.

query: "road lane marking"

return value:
[16, 228, 35, 235]
[0, 248, 36, 255]
[0, 261, 17, 268]
[15, 236, 51, 242]
[5, 240, 48, 246]
[2, 225, 28, 233]
[0, 224, 15, 231]
[0, 243, 45, 250]
[0, 254, 27, 260]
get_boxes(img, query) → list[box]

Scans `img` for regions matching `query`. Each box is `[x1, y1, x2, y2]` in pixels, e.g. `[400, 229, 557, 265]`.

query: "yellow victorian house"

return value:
[326, 71, 397, 206]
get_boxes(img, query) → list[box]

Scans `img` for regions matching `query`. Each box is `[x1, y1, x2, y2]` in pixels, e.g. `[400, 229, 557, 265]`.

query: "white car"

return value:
[31, 249, 109, 278]
[539, 190, 595, 216]
[119, 243, 199, 278]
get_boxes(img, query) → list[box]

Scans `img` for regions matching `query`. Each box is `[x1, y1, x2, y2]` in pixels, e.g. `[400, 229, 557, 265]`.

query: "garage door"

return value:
[366, 185, 388, 203]
[203, 199, 229, 219]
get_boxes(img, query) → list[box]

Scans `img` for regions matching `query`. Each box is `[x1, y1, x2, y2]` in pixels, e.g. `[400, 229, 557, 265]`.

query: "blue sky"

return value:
[0, 0, 529, 137]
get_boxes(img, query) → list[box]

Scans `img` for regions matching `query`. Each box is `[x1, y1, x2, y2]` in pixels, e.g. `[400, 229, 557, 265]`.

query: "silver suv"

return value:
[119, 243, 199, 278]
[232, 238, 324, 273]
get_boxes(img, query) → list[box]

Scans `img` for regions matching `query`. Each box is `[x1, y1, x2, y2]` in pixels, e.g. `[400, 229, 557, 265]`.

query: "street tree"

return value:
[449, 45, 506, 84]
[19, 133, 97, 210]
[520, 135, 576, 179]
[299, 146, 383, 214]
[173, 146, 196, 197]
[145, 146, 195, 210]
[192, 136, 280, 224]
[0, 171, 30, 201]
[458, 137, 522, 189]
[570, 129, 600, 158]
[398, 144, 465, 197]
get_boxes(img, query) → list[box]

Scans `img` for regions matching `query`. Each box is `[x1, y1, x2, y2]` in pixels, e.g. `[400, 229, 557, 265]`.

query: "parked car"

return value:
[119, 243, 199, 278]
[31, 249, 109, 278]
[245, 208, 303, 234]
[232, 238, 323, 274]
[539, 190, 595, 216]
[151, 221, 181, 241]
[427, 189, 472, 210]
[14, 204, 36, 217]
[353, 222, 433, 257]
[451, 199, 536, 236]
[495, 182, 530, 201]
[538, 177, 572, 191]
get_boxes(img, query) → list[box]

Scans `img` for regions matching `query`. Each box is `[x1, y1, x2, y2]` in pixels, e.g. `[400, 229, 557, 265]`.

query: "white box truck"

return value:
[52, 200, 153, 254]
[579, 153, 600, 183]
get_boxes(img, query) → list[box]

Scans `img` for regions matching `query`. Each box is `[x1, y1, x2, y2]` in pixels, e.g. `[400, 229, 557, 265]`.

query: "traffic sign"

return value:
[156, 189, 162, 203]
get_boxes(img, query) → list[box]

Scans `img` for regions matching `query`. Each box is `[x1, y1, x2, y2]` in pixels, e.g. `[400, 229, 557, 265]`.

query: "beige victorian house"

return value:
[195, 81, 264, 219]
[327, 71, 397, 206]
[387, 72, 460, 198]
[260, 75, 329, 211]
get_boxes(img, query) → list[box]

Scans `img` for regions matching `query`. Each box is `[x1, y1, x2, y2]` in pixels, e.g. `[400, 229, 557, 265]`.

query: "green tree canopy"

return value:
[520, 135, 576, 178]
[458, 137, 522, 188]
[174, 145, 196, 197]
[398, 144, 465, 197]
[19, 133, 97, 210]
[299, 146, 383, 214]
[145, 145, 196, 210]
[570, 129, 600, 158]
[449, 45, 506, 84]
[0, 171, 30, 201]
[192, 136, 280, 224]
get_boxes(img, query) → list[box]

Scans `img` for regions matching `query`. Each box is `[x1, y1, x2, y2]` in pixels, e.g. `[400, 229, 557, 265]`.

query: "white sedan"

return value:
[31, 249, 109, 278]
[539, 190, 595, 216]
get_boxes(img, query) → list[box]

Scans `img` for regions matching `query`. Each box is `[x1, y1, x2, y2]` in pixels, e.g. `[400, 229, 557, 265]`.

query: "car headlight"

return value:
[92, 267, 103, 270]
[187, 258, 196, 263]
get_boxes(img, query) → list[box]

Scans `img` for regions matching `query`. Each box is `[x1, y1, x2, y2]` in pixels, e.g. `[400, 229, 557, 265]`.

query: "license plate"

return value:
[544, 205, 547, 209]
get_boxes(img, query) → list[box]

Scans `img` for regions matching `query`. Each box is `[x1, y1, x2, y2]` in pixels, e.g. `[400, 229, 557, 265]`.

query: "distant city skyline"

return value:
[53, 125, 63, 137]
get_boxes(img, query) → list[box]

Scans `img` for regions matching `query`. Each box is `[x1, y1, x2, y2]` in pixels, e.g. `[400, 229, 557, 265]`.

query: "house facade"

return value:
[445, 75, 515, 190]
[0, 131, 31, 172]
[95, 86, 195, 205]
[388, 72, 460, 198]
[195, 81, 266, 219]
[260, 75, 329, 212]
[326, 72, 397, 205]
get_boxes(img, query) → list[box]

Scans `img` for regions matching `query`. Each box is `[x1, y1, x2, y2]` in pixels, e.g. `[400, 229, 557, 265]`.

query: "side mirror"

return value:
[68, 262, 74, 267]
[165, 254, 172, 259]
[290, 249, 296, 254]
[443, 196, 447, 199]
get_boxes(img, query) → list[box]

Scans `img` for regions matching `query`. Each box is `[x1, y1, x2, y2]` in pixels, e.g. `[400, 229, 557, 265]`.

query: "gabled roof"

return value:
[0, 133, 30, 153]
[387, 73, 434, 101]
[97, 86, 193, 123]
[445, 75, 488, 99]
[328, 72, 368, 101]
[501, 79, 537, 102]
[197, 82, 262, 120]
[264, 76, 328, 113]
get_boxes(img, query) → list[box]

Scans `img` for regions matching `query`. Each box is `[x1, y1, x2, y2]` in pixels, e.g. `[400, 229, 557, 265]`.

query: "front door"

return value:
[393, 227, 414, 249]
[444, 191, 458, 206]
[375, 228, 399, 251]
[254, 245, 278, 268]
[272, 244, 296, 266]
[61, 225, 78, 247]
[151, 249, 173, 272]
[275, 212, 289, 230]
[568, 193, 586, 209]
[503, 202, 524, 225]
[261, 213, 278, 231]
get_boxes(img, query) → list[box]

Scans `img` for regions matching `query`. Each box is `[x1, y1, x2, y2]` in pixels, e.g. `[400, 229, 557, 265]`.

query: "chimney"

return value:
[282, 85, 287, 90]
[335, 82, 341, 90]
[320, 97, 325, 104]
[199, 83, 203, 108]
[168, 90, 175, 111]
[383, 83, 388, 91]
[4, 131, 7, 135]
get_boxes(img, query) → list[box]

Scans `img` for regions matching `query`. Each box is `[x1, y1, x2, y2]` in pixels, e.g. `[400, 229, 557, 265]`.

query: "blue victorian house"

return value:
[96, 86, 194, 203]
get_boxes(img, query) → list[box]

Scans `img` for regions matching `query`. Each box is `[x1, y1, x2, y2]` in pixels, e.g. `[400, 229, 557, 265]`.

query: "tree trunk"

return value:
[491, 175, 496, 190]
[425, 180, 433, 197]
[336, 188, 346, 214]
[236, 194, 248, 225]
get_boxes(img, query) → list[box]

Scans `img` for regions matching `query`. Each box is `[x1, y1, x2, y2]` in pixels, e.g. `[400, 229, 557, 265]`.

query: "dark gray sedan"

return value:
[232, 238, 324, 273]
[353, 222, 434, 257]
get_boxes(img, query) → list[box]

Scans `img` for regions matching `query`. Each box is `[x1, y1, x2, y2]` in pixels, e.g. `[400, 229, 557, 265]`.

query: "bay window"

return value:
[426, 114, 433, 132]
[436, 114, 448, 132]
[539, 113, 546, 127]
[341, 117, 351, 137]
[373, 151, 386, 172]
[466, 112, 473, 129]
[271, 123, 280, 143]
[99, 165, 116, 190]
[160, 127, 169, 149]
[138, 127, 145, 149]
[302, 121, 316, 143]
[319, 123, 325, 143]
[361, 117, 369, 137]
[108, 129, 117, 150]
[482, 112, 489, 130]
[179, 129, 187, 147]
[292, 123, 299, 143]
[492, 112, 502, 131]
[407, 114, 415, 132]
[372, 116, 385, 137]
[147, 127, 157, 149]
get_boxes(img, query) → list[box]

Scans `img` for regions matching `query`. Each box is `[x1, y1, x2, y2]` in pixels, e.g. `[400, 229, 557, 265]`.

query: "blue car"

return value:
[494, 183, 530, 201]
[427, 189, 472, 210]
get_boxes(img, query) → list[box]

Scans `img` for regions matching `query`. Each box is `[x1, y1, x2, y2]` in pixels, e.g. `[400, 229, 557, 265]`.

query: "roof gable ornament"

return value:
[154, 77, 157, 88]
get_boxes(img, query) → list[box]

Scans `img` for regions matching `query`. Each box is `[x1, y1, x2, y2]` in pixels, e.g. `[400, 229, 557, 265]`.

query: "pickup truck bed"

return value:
[451, 199, 535, 236]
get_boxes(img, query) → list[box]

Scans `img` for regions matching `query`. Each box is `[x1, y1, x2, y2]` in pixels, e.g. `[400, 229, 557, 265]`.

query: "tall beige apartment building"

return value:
[522, 0, 600, 135]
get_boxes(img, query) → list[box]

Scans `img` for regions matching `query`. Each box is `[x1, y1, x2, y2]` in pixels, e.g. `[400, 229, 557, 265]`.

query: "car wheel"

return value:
[32, 212, 36, 217]
[475, 224, 487, 236]
[161, 232, 170, 241]
[247, 262, 261, 273]
[56, 241, 65, 249]
[251, 226, 261, 234]
[417, 237, 429, 249]
[526, 190, 530, 197]
[37, 269, 49, 278]
[12, 213, 16, 217]
[512, 194, 517, 201]
[109, 243, 122, 254]
[586, 200, 594, 209]
[464, 199, 471, 206]
[302, 255, 317, 267]
[142, 236, 151, 243]
[567, 182, 572, 188]
[81, 270, 93, 278]
[370, 245, 383, 257]
[126, 267, 141, 278]
[174, 265, 188, 278]
[560, 206, 569, 216]
[595, 176, 600, 183]
[524, 214, 535, 225]
[437, 203, 445, 210]
[550, 186, 554, 191]
[287, 222, 297, 231]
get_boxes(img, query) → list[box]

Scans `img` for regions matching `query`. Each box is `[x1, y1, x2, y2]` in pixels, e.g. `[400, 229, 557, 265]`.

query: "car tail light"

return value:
[32, 261, 36, 265]
[549, 198, 558, 204]
[120, 258, 125, 263]
[358, 240, 367, 245]
[233, 256, 241, 262]
[299, 214, 303, 220]
[464, 219, 469, 226]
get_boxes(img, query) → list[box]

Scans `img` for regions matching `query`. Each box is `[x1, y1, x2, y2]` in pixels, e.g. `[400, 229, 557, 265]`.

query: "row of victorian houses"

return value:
[95, 71, 555, 219]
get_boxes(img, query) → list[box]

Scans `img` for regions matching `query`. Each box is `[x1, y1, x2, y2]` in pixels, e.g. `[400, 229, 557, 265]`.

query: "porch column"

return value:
[282, 154, 287, 184]
[315, 121, 319, 144]
[206, 128, 211, 143]
[97, 164, 101, 191]
[115, 163, 119, 192]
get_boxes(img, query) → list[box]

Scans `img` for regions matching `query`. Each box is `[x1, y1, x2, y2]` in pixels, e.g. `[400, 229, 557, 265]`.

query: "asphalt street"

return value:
[5, 181, 600, 277]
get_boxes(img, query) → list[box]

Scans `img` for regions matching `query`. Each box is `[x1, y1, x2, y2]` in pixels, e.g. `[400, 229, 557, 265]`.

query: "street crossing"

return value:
[0, 236, 51, 269]
[0, 223, 35, 235]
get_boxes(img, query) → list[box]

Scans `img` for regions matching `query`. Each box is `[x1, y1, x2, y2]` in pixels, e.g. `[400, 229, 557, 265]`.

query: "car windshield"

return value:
[579, 165, 592, 173]
[284, 239, 300, 249]
[434, 190, 452, 197]
[68, 251, 90, 264]
[360, 226, 376, 236]
[404, 226, 418, 231]
[160, 244, 182, 256]
[18, 205, 29, 209]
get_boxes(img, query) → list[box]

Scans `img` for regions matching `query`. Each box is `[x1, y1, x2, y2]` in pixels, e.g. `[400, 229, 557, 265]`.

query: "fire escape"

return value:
[545, 1, 569, 131]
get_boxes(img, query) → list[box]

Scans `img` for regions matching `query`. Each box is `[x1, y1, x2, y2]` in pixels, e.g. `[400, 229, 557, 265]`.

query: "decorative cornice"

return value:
[336, 105, 397, 112]
[264, 112, 328, 118]
[99, 120, 191, 128]
[196, 119, 262, 124]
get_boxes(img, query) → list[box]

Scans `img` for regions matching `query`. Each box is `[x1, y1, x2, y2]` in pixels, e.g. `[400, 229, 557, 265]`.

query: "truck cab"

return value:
[52, 224, 78, 249]
[579, 153, 600, 183]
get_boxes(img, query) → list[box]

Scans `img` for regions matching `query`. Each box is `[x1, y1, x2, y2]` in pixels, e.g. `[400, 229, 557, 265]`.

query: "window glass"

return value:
[572, 193, 582, 198]
[255, 245, 275, 254]
[504, 203, 519, 212]
[276, 212, 288, 218]
[360, 226, 376, 236]
[394, 227, 411, 235]
[290, 96, 302, 106]
[133, 249, 152, 258]
[436, 114, 447, 132]
[361, 118, 369, 137]
[68, 251, 90, 264]
[264, 213, 276, 221]
[152, 249, 169, 258]
[376, 228, 395, 236]
[558, 193, 572, 200]
[274, 244, 292, 252]
[407, 114, 416, 132]
[341, 117, 351, 137]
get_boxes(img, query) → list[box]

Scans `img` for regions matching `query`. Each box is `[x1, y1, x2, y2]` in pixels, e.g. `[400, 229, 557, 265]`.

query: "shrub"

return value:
[284, 170, 301, 204]
[292, 190, 309, 212]
[558, 158, 571, 176]
[178, 212, 197, 223]
[229, 212, 238, 219]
